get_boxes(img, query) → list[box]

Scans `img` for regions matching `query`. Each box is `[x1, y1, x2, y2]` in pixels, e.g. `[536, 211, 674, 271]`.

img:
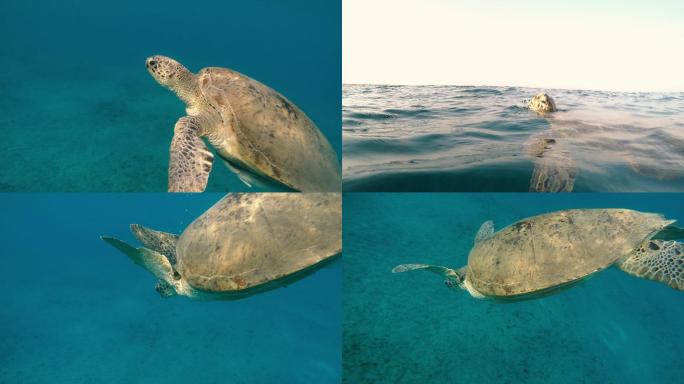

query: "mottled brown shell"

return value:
[175, 193, 341, 292]
[197, 67, 340, 192]
[467, 209, 672, 297]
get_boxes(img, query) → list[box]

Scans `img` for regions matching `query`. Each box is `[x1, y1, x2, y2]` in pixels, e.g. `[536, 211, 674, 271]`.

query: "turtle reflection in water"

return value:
[102, 193, 341, 299]
[526, 92, 577, 192]
[526, 92, 684, 192]
[394, 209, 684, 301]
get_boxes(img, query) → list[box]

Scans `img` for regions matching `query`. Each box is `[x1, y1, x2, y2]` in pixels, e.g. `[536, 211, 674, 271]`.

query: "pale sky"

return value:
[343, 0, 684, 92]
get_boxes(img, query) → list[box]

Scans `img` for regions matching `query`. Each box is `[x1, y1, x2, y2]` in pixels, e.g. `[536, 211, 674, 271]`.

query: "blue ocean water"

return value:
[343, 85, 684, 192]
[0, 193, 341, 383]
[343, 193, 684, 383]
[0, 0, 340, 191]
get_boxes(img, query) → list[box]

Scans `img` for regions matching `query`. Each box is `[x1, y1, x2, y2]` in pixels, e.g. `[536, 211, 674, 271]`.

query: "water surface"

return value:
[343, 85, 684, 191]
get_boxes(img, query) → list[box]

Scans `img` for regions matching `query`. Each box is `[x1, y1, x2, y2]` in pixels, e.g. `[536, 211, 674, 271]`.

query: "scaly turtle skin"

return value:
[145, 55, 341, 192]
[394, 209, 684, 301]
[102, 193, 341, 299]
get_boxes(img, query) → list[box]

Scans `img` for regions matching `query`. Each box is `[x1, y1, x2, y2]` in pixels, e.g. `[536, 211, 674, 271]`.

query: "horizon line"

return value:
[341, 82, 684, 94]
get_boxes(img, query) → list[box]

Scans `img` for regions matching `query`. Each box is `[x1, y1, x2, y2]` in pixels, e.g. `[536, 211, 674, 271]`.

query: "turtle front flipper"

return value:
[168, 116, 214, 192]
[617, 240, 684, 291]
[392, 263, 465, 289]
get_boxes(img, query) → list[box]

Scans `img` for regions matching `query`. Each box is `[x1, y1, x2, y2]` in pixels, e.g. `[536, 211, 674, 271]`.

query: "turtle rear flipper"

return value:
[392, 263, 453, 275]
[474, 220, 494, 243]
[168, 116, 214, 192]
[617, 240, 684, 291]
[130, 224, 179, 265]
[392, 263, 464, 288]
[101, 236, 177, 295]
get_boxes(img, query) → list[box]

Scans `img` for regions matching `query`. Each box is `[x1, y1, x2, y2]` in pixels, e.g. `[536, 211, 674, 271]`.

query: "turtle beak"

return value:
[145, 56, 170, 86]
[146, 56, 159, 73]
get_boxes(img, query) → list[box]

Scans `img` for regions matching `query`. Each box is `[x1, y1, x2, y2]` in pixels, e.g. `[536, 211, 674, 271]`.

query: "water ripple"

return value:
[343, 85, 684, 191]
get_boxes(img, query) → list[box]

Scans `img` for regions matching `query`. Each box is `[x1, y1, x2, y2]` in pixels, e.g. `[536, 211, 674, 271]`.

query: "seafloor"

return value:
[0, 0, 341, 192]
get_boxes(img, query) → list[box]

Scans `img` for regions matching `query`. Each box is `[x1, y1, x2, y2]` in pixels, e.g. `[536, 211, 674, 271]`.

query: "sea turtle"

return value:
[102, 193, 341, 299]
[393, 209, 684, 300]
[145, 55, 341, 192]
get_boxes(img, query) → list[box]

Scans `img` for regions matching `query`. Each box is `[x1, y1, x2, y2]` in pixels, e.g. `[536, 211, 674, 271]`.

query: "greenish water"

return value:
[0, 193, 341, 383]
[343, 193, 684, 383]
[0, 0, 340, 191]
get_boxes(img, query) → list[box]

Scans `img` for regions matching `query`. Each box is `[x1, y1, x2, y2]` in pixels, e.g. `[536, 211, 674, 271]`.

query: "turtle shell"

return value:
[467, 209, 673, 298]
[197, 67, 340, 192]
[175, 193, 341, 292]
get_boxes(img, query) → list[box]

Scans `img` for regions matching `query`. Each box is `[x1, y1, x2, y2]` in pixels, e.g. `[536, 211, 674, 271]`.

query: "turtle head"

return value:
[528, 92, 557, 114]
[145, 55, 198, 104]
